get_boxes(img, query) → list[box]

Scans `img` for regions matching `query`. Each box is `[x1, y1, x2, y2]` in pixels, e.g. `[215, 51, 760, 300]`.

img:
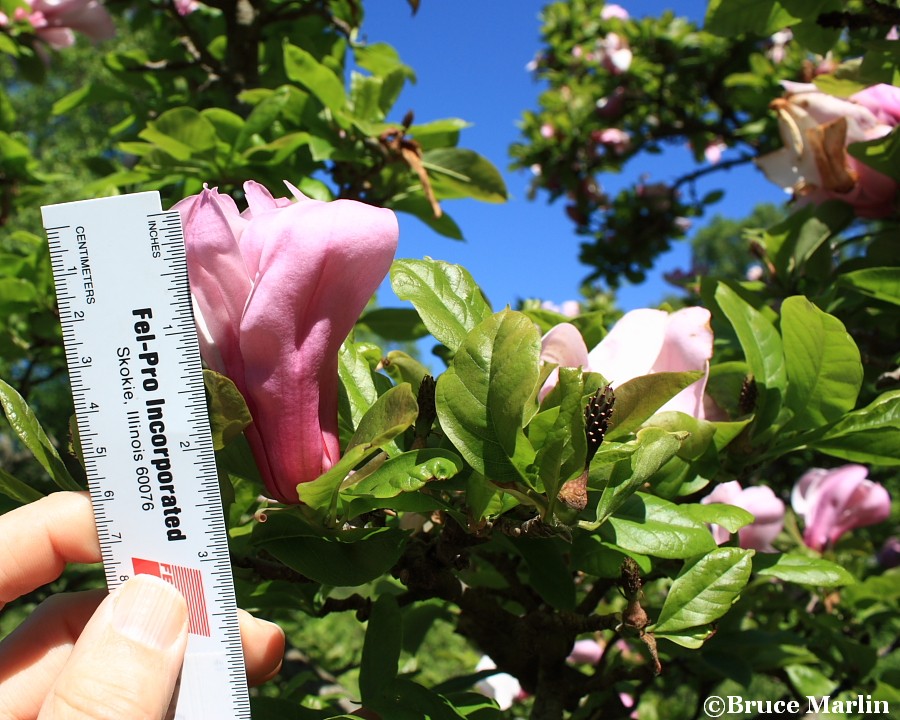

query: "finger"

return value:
[39, 575, 188, 720]
[0, 598, 283, 718]
[0, 492, 100, 608]
[238, 609, 284, 685]
[0, 590, 104, 719]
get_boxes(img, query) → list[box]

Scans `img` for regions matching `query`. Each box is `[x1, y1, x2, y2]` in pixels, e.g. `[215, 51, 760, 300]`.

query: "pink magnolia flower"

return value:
[792, 465, 891, 551]
[174, 0, 199, 15]
[540, 299, 581, 317]
[539, 307, 714, 419]
[597, 31, 632, 74]
[593, 128, 631, 154]
[174, 181, 398, 503]
[600, 3, 629, 20]
[22, 0, 115, 49]
[701, 481, 785, 552]
[567, 638, 604, 665]
[756, 83, 900, 218]
[474, 656, 526, 710]
[704, 140, 726, 164]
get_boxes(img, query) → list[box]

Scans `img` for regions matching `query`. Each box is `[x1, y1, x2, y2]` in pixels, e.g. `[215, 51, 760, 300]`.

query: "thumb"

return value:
[40, 574, 189, 720]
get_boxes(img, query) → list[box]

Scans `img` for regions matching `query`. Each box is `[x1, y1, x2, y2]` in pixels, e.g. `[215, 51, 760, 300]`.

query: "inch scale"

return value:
[42, 192, 250, 719]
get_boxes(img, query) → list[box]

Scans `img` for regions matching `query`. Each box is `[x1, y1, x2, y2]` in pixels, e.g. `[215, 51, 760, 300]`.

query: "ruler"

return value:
[42, 192, 250, 719]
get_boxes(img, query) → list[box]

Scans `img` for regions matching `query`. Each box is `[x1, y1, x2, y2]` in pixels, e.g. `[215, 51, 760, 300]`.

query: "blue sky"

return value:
[362, 1, 788, 311]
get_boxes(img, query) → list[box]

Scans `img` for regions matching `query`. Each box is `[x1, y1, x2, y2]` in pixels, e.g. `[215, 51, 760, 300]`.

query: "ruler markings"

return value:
[42, 193, 249, 719]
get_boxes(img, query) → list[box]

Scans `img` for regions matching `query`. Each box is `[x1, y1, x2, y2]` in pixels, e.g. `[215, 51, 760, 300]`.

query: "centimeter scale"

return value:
[42, 192, 250, 719]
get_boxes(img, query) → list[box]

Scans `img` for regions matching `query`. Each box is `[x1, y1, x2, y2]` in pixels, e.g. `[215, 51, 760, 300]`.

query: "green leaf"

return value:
[753, 552, 855, 587]
[51, 82, 92, 115]
[421, 148, 508, 203]
[811, 389, 900, 465]
[847, 127, 900, 182]
[837, 267, 900, 306]
[235, 86, 290, 151]
[337, 341, 380, 445]
[138, 107, 217, 160]
[252, 510, 407, 586]
[758, 203, 853, 279]
[782, 0, 843, 53]
[409, 118, 470, 151]
[346, 382, 418, 452]
[203, 370, 252, 451]
[349, 72, 385, 122]
[606, 372, 704, 441]
[589, 427, 684, 527]
[715, 283, 786, 439]
[359, 595, 402, 705]
[534, 367, 586, 510]
[704, 0, 797, 36]
[298, 384, 418, 516]
[0, 466, 44, 504]
[436, 310, 540, 484]
[652, 547, 754, 633]
[380, 350, 431, 391]
[390, 258, 492, 351]
[283, 43, 347, 114]
[512, 537, 576, 610]
[602, 493, 718, 559]
[0, 379, 80, 491]
[381, 678, 467, 720]
[390, 195, 464, 240]
[571, 534, 651, 578]
[680, 502, 755, 534]
[358, 307, 429, 341]
[353, 42, 415, 82]
[342, 448, 464, 499]
[780, 296, 862, 431]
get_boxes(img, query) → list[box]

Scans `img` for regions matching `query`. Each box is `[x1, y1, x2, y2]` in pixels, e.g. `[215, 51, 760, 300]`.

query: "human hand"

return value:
[0, 492, 285, 719]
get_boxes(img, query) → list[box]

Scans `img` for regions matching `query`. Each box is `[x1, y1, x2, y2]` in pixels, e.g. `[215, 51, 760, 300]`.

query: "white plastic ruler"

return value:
[42, 192, 250, 719]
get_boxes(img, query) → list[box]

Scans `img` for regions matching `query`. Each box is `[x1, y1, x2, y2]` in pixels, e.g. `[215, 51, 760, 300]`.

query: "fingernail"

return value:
[111, 575, 187, 650]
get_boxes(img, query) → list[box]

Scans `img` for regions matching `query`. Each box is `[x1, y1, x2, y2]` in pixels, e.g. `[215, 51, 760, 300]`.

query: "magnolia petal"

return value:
[851, 84, 900, 127]
[735, 486, 785, 552]
[653, 307, 712, 417]
[538, 322, 590, 401]
[702, 482, 785, 552]
[755, 147, 805, 193]
[806, 117, 855, 194]
[33, 0, 115, 42]
[238, 197, 398, 502]
[587, 308, 667, 386]
[175, 188, 252, 379]
[798, 464, 891, 551]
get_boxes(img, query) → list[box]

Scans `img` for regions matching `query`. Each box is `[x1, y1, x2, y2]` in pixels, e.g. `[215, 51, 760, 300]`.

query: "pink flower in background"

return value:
[597, 31, 632, 74]
[756, 83, 900, 218]
[593, 128, 631, 154]
[850, 83, 900, 126]
[702, 481, 785, 552]
[474, 656, 526, 710]
[792, 465, 891, 552]
[567, 639, 604, 665]
[21, 0, 115, 48]
[539, 307, 714, 418]
[600, 3, 629, 20]
[175, 181, 398, 503]
[767, 29, 792, 64]
[540, 299, 581, 317]
[174, 0, 199, 15]
[704, 140, 726, 164]
[878, 537, 900, 569]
